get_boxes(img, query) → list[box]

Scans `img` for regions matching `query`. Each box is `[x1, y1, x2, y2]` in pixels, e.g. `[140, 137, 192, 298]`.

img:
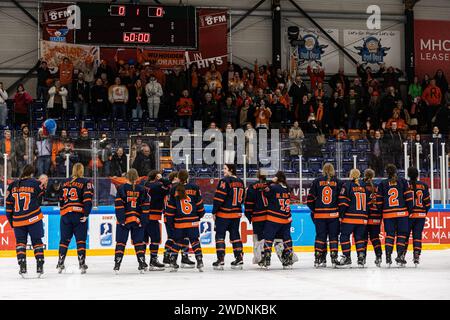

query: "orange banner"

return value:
[136, 49, 185, 69]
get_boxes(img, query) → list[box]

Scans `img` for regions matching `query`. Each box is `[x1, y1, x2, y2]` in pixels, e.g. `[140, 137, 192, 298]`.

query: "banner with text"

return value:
[41, 2, 75, 43]
[40, 40, 100, 70]
[414, 19, 450, 79]
[343, 29, 402, 74]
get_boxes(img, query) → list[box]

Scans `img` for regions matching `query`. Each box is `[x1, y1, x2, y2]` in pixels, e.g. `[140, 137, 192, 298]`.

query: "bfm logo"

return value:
[48, 5, 81, 30]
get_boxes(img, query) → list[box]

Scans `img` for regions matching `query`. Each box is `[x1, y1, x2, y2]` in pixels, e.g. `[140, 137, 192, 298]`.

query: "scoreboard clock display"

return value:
[75, 3, 197, 48]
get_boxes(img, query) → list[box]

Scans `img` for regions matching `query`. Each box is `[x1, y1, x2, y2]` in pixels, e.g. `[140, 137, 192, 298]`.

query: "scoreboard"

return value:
[75, 3, 197, 48]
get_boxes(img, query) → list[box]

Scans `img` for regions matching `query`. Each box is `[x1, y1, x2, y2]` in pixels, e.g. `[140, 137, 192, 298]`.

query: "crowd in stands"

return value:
[0, 55, 449, 178]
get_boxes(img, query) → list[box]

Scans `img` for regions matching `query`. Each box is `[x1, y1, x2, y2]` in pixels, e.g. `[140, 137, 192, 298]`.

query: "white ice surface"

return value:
[0, 250, 449, 300]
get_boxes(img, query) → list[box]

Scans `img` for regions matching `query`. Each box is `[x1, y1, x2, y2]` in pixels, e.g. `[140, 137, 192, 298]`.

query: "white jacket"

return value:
[0, 88, 8, 105]
[145, 80, 163, 104]
[47, 86, 68, 109]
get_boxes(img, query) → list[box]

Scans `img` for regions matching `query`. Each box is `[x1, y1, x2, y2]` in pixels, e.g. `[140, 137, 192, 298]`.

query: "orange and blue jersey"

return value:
[366, 183, 382, 225]
[212, 176, 245, 219]
[306, 176, 343, 219]
[244, 181, 268, 223]
[115, 183, 150, 225]
[145, 180, 170, 221]
[59, 177, 93, 217]
[408, 181, 431, 218]
[6, 178, 44, 227]
[338, 180, 371, 225]
[376, 177, 414, 219]
[164, 183, 205, 229]
[264, 183, 292, 224]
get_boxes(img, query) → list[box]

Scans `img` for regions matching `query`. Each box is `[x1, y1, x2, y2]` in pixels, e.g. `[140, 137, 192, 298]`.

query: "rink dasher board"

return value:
[1, 205, 450, 257]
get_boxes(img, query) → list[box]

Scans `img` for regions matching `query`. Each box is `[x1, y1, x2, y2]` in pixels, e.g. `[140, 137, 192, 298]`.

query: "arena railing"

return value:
[0, 131, 448, 207]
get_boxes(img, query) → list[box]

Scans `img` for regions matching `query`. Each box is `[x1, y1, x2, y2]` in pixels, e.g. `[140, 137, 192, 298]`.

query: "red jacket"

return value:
[421, 85, 442, 106]
[14, 92, 33, 114]
[307, 66, 325, 91]
[177, 97, 194, 116]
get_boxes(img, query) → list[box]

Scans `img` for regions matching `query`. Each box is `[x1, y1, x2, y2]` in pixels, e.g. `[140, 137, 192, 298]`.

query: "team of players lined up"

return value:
[5, 160, 430, 276]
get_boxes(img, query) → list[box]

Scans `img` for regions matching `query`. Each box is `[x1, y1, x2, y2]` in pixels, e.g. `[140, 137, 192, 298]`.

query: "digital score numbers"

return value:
[75, 3, 197, 48]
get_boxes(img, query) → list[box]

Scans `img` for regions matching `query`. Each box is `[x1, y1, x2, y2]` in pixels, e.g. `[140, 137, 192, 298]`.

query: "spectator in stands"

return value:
[386, 108, 408, 131]
[269, 94, 286, 129]
[91, 78, 109, 120]
[357, 63, 376, 89]
[129, 79, 145, 120]
[74, 128, 91, 169]
[186, 64, 198, 94]
[205, 63, 222, 83]
[421, 79, 442, 130]
[384, 122, 403, 168]
[108, 77, 129, 120]
[421, 73, 431, 92]
[307, 64, 325, 91]
[379, 64, 403, 90]
[288, 75, 308, 121]
[431, 126, 443, 169]
[35, 128, 52, 176]
[47, 80, 68, 120]
[13, 83, 33, 127]
[435, 103, 450, 135]
[110, 147, 127, 177]
[58, 57, 74, 98]
[96, 60, 114, 84]
[166, 66, 187, 116]
[244, 122, 257, 164]
[0, 82, 8, 127]
[72, 72, 90, 120]
[366, 91, 381, 130]
[254, 60, 270, 90]
[220, 96, 237, 130]
[130, 135, 144, 165]
[145, 74, 163, 119]
[201, 92, 218, 128]
[36, 60, 52, 101]
[132, 144, 155, 177]
[352, 77, 365, 104]
[254, 100, 272, 129]
[269, 67, 286, 89]
[324, 91, 344, 133]
[14, 124, 32, 173]
[51, 130, 69, 175]
[289, 121, 304, 156]
[303, 114, 323, 158]
[207, 72, 222, 92]
[369, 130, 385, 176]
[55, 141, 78, 177]
[329, 67, 350, 95]
[313, 82, 326, 101]
[408, 76, 423, 101]
[380, 86, 399, 124]
[229, 72, 244, 94]
[176, 89, 194, 130]
[344, 88, 363, 129]
[0, 130, 15, 177]
[434, 69, 448, 102]
[238, 98, 251, 129]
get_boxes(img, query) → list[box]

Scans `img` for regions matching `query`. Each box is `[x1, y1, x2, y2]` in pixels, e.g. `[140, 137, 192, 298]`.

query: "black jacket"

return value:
[110, 153, 128, 177]
[132, 151, 155, 177]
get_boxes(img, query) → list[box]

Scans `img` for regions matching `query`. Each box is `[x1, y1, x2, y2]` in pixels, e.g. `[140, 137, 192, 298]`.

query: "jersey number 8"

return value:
[322, 186, 332, 205]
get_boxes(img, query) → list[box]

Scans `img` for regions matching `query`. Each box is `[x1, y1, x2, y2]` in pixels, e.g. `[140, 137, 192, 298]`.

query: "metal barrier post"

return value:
[65, 153, 70, 178]
[442, 143, 446, 207]
[415, 143, 420, 180]
[243, 154, 247, 187]
[126, 153, 130, 172]
[429, 142, 434, 208]
[403, 142, 409, 178]
[92, 141, 98, 209]
[185, 154, 189, 172]
[299, 155, 303, 204]
[353, 154, 357, 169]
[3, 154, 7, 207]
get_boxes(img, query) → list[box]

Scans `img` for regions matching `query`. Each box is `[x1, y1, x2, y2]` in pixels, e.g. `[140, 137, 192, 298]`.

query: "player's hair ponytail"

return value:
[349, 169, 361, 186]
[364, 168, 375, 196]
[126, 169, 139, 192]
[176, 169, 189, 200]
[407, 167, 419, 195]
[385, 164, 397, 182]
[322, 163, 335, 182]
[20, 164, 35, 179]
[71, 163, 84, 183]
